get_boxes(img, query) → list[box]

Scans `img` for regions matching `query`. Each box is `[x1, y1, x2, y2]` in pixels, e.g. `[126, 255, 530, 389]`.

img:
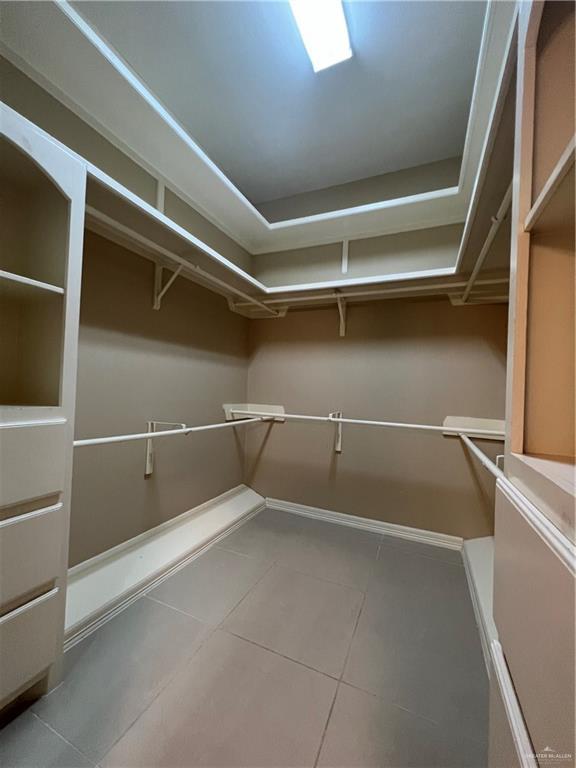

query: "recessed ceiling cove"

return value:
[72, 0, 486, 208]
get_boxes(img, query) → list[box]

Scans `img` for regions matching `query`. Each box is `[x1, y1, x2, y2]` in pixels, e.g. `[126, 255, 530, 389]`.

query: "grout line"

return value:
[334, 680, 441, 727]
[215, 561, 277, 628]
[96, 619, 220, 764]
[220, 629, 341, 682]
[313, 681, 340, 768]
[143, 594, 211, 623]
[312, 587, 370, 767]
[31, 713, 96, 764]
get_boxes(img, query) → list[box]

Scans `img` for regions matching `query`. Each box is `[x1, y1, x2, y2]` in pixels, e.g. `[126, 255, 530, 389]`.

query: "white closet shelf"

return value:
[455, 33, 515, 279]
[0, 269, 65, 298]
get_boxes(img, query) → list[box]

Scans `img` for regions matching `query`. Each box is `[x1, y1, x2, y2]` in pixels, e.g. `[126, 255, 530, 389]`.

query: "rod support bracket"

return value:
[153, 264, 184, 310]
[145, 420, 186, 477]
[329, 411, 343, 453]
[336, 295, 347, 337]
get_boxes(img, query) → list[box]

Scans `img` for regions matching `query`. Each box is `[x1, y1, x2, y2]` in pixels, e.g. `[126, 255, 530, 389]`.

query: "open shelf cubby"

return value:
[0, 136, 68, 407]
[522, 2, 575, 464]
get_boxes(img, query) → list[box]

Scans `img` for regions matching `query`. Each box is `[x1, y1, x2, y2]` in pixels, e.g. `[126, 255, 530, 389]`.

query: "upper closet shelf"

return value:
[455, 15, 516, 281]
[0, 269, 65, 298]
[84, 167, 278, 317]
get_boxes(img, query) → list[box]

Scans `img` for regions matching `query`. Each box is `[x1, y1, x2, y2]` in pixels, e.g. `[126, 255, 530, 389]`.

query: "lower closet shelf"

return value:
[65, 485, 264, 644]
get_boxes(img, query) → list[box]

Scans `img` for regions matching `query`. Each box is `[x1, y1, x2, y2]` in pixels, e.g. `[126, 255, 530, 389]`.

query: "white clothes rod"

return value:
[230, 410, 506, 440]
[459, 433, 506, 480]
[74, 417, 262, 448]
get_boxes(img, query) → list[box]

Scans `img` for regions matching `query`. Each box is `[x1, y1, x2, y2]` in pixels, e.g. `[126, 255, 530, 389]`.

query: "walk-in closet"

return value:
[0, 1, 574, 767]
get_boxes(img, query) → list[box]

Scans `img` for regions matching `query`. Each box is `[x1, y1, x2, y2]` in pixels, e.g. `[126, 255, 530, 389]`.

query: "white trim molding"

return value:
[266, 497, 463, 551]
[462, 536, 498, 677]
[65, 485, 265, 648]
[490, 640, 538, 768]
[498, 478, 576, 576]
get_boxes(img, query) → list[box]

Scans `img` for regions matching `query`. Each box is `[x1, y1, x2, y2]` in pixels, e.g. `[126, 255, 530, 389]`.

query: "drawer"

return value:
[0, 588, 60, 704]
[0, 503, 64, 611]
[0, 422, 66, 507]
[494, 480, 575, 762]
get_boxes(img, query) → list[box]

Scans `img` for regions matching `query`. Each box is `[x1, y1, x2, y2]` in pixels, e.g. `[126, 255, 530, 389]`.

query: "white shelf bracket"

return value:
[341, 239, 349, 274]
[155, 179, 165, 213]
[153, 264, 184, 310]
[329, 411, 343, 454]
[336, 295, 347, 337]
[145, 420, 186, 477]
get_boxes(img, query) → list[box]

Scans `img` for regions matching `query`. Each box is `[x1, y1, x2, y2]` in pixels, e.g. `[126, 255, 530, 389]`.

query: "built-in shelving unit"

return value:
[521, 1, 575, 468]
[0, 103, 86, 711]
[0, 136, 69, 407]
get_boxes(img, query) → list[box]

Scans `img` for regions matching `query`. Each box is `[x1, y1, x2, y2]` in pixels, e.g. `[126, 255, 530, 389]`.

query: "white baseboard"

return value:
[462, 537, 498, 677]
[65, 485, 264, 649]
[266, 497, 463, 551]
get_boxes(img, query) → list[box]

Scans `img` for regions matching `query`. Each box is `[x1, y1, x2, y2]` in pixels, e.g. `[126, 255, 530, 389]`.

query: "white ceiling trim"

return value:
[0, 0, 515, 254]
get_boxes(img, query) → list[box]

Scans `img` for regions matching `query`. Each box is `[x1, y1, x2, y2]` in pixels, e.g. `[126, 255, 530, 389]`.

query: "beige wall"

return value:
[257, 157, 461, 222]
[245, 299, 508, 539]
[70, 239, 508, 565]
[253, 224, 463, 288]
[70, 232, 248, 566]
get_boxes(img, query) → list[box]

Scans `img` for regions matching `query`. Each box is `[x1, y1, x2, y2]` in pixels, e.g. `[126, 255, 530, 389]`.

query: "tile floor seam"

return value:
[143, 594, 209, 623]
[338, 590, 367, 684]
[213, 560, 278, 630]
[30, 712, 96, 764]
[220, 629, 341, 683]
[95, 616, 220, 765]
[262, 560, 370, 595]
[312, 679, 340, 768]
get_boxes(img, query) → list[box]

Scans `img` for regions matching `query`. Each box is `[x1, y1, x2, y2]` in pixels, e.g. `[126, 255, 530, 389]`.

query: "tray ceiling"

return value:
[71, 0, 486, 205]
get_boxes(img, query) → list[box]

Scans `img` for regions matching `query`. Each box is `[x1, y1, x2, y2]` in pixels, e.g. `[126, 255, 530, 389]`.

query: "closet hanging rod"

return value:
[230, 410, 505, 440]
[74, 417, 262, 448]
[232, 277, 510, 311]
[461, 182, 513, 303]
[458, 433, 506, 480]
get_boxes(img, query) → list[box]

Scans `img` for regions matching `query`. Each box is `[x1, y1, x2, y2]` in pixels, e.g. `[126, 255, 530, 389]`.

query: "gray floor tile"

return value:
[223, 565, 363, 677]
[272, 516, 382, 591]
[346, 546, 488, 732]
[317, 683, 445, 768]
[379, 535, 464, 566]
[0, 712, 93, 768]
[33, 598, 208, 762]
[220, 510, 382, 590]
[101, 630, 337, 768]
[148, 547, 270, 625]
[217, 509, 304, 562]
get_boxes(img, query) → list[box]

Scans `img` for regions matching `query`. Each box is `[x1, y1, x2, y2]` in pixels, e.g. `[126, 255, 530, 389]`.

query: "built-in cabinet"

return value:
[490, 1, 575, 765]
[0, 105, 86, 708]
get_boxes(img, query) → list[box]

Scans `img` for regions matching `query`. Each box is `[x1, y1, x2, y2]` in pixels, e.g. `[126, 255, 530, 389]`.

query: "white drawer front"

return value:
[0, 422, 66, 507]
[0, 588, 60, 704]
[494, 481, 575, 762]
[0, 503, 64, 611]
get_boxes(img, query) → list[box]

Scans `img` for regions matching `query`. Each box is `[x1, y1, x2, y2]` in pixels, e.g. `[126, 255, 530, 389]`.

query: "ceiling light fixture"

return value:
[289, 0, 353, 73]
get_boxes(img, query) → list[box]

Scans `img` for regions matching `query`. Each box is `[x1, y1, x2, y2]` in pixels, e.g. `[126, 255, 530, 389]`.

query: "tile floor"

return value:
[0, 509, 488, 768]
